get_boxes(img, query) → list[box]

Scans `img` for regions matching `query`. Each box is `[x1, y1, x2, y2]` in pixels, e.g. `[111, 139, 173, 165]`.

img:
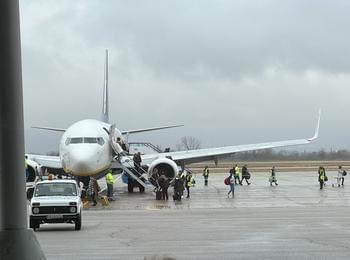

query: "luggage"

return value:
[343, 170, 347, 176]
[173, 193, 181, 201]
[224, 177, 230, 185]
[100, 196, 109, 206]
[156, 190, 162, 200]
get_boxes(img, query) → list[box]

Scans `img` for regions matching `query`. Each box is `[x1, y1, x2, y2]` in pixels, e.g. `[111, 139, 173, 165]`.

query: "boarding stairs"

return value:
[108, 127, 157, 190]
[113, 159, 149, 189]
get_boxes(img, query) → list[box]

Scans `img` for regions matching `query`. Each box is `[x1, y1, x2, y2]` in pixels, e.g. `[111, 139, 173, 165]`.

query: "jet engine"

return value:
[26, 159, 39, 182]
[148, 158, 178, 179]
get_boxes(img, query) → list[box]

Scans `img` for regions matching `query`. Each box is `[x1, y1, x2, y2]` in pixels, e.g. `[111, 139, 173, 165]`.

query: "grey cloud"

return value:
[18, 0, 350, 153]
[70, 0, 350, 80]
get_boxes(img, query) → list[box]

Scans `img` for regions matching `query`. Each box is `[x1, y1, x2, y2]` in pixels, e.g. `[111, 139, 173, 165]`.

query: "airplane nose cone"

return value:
[69, 149, 97, 175]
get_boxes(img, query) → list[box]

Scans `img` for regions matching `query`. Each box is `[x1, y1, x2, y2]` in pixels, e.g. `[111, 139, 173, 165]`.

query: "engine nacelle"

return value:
[26, 159, 39, 182]
[148, 158, 178, 180]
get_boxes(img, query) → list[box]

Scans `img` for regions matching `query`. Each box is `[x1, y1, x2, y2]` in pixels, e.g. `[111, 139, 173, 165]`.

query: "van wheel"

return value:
[30, 219, 39, 231]
[75, 214, 82, 230]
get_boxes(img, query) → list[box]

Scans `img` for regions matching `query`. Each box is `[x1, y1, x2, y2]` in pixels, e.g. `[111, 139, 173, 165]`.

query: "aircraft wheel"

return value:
[139, 185, 145, 193]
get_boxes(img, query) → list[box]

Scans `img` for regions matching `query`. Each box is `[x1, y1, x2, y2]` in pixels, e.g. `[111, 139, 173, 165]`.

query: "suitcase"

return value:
[156, 190, 162, 200]
[173, 193, 181, 201]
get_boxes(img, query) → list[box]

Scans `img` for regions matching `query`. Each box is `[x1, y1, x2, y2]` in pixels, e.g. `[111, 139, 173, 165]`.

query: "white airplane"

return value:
[27, 50, 320, 191]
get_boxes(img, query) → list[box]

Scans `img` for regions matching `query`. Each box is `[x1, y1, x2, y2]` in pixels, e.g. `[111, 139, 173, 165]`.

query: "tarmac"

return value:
[33, 170, 350, 260]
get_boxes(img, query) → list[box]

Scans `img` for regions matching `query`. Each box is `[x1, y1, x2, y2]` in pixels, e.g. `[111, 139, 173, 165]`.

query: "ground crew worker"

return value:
[240, 165, 251, 185]
[185, 171, 193, 198]
[203, 165, 209, 186]
[227, 169, 235, 198]
[234, 164, 240, 185]
[318, 166, 326, 190]
[269, 166, 278, 186]
[105, 170, 115, 201]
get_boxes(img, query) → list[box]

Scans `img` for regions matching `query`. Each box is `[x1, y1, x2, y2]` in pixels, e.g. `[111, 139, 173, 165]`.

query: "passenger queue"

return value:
[25, 155, 348, 206]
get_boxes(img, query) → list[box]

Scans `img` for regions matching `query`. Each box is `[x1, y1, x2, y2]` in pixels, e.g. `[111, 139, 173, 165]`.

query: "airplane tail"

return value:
[101, 49, 109, 123]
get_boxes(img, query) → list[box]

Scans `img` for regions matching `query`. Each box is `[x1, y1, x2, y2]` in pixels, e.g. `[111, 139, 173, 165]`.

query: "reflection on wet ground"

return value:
[36, 171, 350, 260]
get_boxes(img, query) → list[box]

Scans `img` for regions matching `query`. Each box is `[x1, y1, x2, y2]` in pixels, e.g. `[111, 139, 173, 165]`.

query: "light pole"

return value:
[0, 1, 46, 259]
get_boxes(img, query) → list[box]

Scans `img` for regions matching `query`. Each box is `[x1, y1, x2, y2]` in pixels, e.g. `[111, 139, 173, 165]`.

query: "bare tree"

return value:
[176, 136, 201, 151]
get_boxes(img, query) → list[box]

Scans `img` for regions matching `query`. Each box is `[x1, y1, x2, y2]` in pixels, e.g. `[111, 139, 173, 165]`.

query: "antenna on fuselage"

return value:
[101, 49, 109, 123]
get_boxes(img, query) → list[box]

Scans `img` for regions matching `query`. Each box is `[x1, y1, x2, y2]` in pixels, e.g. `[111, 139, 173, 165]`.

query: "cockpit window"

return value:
[65, 137, 105, 146]
[69, 137, 84, 144]
[65, 138, 71, 145]
[97, 137, 105, 146]
[84, 137, 97, 143]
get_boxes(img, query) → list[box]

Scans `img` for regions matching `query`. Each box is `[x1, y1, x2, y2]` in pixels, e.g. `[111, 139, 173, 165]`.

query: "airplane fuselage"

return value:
[59, 119, 120, 176]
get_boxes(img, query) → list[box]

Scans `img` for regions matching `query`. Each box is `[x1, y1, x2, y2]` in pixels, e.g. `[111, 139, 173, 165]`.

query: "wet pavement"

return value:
[35, 171, 350, 259]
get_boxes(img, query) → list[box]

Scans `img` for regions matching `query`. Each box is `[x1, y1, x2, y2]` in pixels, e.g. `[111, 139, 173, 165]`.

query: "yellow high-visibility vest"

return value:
[203, 168, 209, 177]
[105, 172, 114, 185]
[235, 166, 240, 176]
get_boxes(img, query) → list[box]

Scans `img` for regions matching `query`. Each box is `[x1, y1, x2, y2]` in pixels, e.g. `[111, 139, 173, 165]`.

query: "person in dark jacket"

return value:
[133, 152, 142, 173]
[150, 168, 160, 191]
[158, 175, 169, 200]
[269, 166, 278, 186]
[240, 165, 251, 185]
[173, 174, 183, 201]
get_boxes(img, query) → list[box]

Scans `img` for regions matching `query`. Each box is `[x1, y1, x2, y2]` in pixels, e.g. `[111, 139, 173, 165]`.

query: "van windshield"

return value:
[34, 183, 77, 197]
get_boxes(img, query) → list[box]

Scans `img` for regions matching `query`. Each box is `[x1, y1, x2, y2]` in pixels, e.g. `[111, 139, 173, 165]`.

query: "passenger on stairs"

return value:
[133, 152, 142, 174]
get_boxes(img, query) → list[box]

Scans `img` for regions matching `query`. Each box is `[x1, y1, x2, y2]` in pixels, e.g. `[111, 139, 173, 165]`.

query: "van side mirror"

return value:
[26, 187, 34, 200]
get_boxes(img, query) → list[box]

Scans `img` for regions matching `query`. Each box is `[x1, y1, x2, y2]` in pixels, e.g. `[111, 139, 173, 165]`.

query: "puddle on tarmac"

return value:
[146, 203, 171, 210]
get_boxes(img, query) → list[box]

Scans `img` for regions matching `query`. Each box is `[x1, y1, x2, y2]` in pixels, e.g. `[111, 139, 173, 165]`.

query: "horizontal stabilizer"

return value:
[32, 126, 66, 132]
[121, 124, 183, 135]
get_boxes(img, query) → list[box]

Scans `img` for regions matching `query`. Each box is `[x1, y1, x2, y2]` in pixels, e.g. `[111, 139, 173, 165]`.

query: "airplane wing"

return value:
[32, 126, 66, 132]
[26, 154, 62, 169]
[121, 124, 183, 135]
[142, 111, 321, 165]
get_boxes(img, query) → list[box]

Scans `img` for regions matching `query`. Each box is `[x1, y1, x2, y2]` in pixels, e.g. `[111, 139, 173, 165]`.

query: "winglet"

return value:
[308, 109, 321, 141]
[101, 49, 109, 123]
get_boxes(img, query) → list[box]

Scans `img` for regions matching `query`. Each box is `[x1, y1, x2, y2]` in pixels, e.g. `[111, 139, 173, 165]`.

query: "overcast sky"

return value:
[19, 0, 350, 154]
